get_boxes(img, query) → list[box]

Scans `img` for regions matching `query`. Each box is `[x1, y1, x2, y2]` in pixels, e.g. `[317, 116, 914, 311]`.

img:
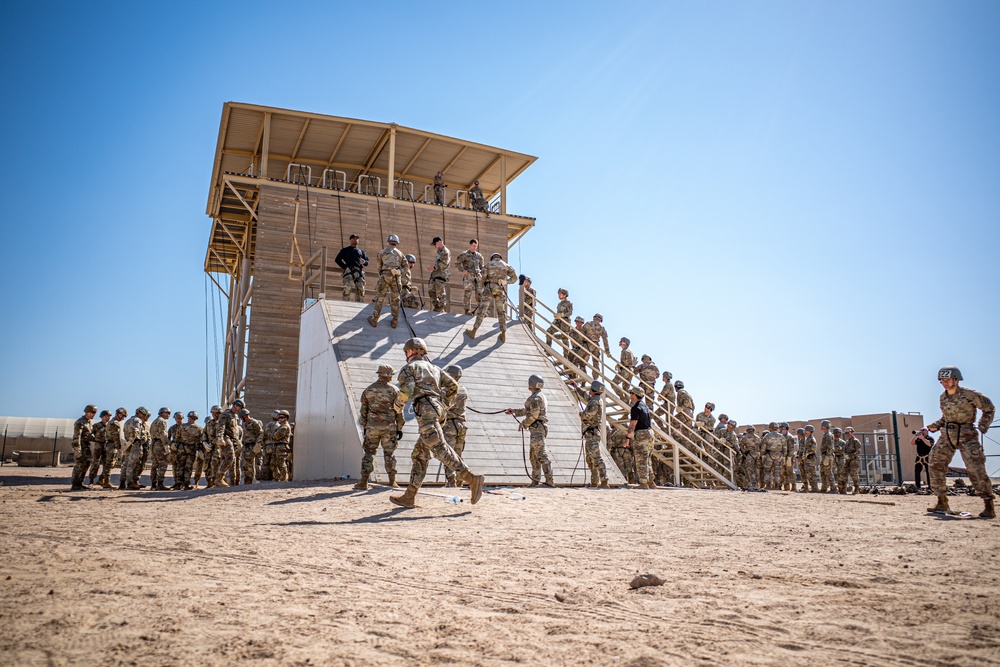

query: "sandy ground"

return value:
[1, 467, 998, 667]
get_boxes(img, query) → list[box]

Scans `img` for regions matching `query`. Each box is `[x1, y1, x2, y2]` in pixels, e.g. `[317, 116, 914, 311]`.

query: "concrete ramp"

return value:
[293, 300, 625, 486]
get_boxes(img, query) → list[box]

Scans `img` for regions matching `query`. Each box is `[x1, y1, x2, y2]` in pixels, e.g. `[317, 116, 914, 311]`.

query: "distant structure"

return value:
[203, 103, 537, 418]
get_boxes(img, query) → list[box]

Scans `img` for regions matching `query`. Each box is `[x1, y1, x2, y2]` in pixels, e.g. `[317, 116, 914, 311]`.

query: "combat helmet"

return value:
[938, 366, 963, 381]
[620, 337, 630, 346]
[405, 254, 416, 263]
[187, 411, 199, 420]
[574, 316, 585, 323]
[706, 402, 715, 411]
[173, 411, 183, 419]
[386, 234, 400, 245]
[674, 380, 684, 390]
[377, 364, 395, 378]
[99, 409, 112, 418]
[158, 407, 170, 416]
[796, 427, 805, 435]
[403, 337, 428, 355]
[746, 425, 756, 433]
[490, 252, 502, 260]
[719, 413, 729, 421]
[662, 371, 672, 381]
[593, 313, 603, 321]
[84, 404, 98, 414]
[805, 425, 815, 433]
[628, 385, 643, 398]
[528, 374, 545, 389]
[136, 406, 150, 417]
[845, 426, 855, 434]
[780, 422, 790, 430]
[445, 365, 462, 379]
[833, 427, 843, 435]
[591, 381, 605, 394]
[821, 420, 832, 428]
[768, 421, 778, 430]
[210, 405, 222, 414]
[232, 399, 245, 409]
[115, 407, 127, 417]
[240, 409, 251, 419]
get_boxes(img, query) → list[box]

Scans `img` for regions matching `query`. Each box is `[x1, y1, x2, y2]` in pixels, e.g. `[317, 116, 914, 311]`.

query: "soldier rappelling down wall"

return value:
[369, 235, 406, 329]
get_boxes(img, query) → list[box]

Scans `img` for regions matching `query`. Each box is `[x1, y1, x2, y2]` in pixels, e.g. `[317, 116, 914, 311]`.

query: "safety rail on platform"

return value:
[509, 285, 737, 489]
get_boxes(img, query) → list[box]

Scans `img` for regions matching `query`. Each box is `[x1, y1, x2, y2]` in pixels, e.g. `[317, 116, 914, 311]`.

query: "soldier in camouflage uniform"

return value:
[259, 410, 279, 482]
[455, 239, 485, 315]
[442, 365, 471, 488]
[831, 427, 847, 494]
[465, 253, 518, 342]
[545, 288, 572, 353]
[565, 316, 589, 379]
[819, 420, 837, 493]
[240, 409, 264, 485]
[167, 411, 184, 489]
[713, 413, 729, 441]
[581, 314, 611, 375]
[427, 236, 451, 313]
[695, 403, 716, 436]
[842, 426, 862, 494]
[271, 410, 293, 482]
[200, 411, 218, 488]
[508, 374, 554, 487]
[723, 420, 743, 488]
[615, 337, 636, 397]
[775, 423, 794, 491]
[793, 427, 806, 492]
[228, 404, 245, 485]
[800, 425, 819, 492]
[390, 338, 485, 508]
[656, 371, 675, 425]
[580, 381, 611, 488]
[608, 423, 636, 484]
[626, 387, 657, 489]
[368, 234, 406, 328]
[926, 366, 995, 518]
[87, 409, 111, 487]
[674, 381, 695, 451]
[122, 407, 151, 490]
[400, 254, 423, 310]
[354, 366, 404, 490]
[633, 355, 659, 409]
[334, 234, 369, 302]
[740, 425, 761, 490]
[211, 401, 240, 488]
[761, 421, 785, 490]
[106, 407, 127, 489]
[175, 411, 201, 490]
[71, 404, 97, 490]
[147, 408, 171, 490]
[519, 275, 535, 324]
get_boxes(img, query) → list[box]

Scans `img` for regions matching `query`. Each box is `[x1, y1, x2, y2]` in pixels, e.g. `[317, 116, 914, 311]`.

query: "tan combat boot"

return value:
[528, 479, 540, 487]
[927, 495, 950, 514]
[599, 479, 611, 489]
[214, 474, 229, 488]
[980, 498, 996, 519]
[367, 315, 378, 328]
[353, 472, 370, 490]
[99, 476, 113, 489]
[590, 471, 600, 488]
[544, 476, 555, 487]
[390, 484, 419, 508]
[391, 317, 398, 329]
[465, 327, 477, 339]
[387, 473, 399, 488]
[499, 330, 506, 343]
[646, 479, 658, 489]
[462, 471, 485, 504]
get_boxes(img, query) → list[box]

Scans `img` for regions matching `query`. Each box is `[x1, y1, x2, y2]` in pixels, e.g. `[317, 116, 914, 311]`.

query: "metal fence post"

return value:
[52, 429, 59, 467]
[891, 411, 903, 485]
[1, 425, 7, 466]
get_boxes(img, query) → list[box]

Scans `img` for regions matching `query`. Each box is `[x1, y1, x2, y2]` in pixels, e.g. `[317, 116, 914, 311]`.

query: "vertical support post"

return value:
[319, 246, 328, 298]
[500, 154, 507, 215]
[673, 441, 681, 486]
[260, 112, 271, 179]
[386, 125, 397, 200]
[891, 411, 903, 485]
[518, 280, 525, 320]
[52, 429, 59, 467]
[1, 425, 7, 466]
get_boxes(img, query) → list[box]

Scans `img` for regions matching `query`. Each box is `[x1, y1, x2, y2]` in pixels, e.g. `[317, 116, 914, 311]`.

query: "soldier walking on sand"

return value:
[87, 409, 111, 487]
[71, 404, 97, 490]
[580, 381, 611, 488]
[819, 420, 837, 493]
[241, 409, 264, 485]
[926, 366, 995, 518]
[176, 411, 201, 490]
[800, 425, 819, 492]
[761, 422, 784, 490]
[122, 407, 151, 490]
[149, 408, 172, 490]
[507, 374, 554, 488]
[843, 426, 862, 494]
[740, 425, 762, 490]
[354, 365, 404, 491]
[389, 338, 485, 508]
[442, 365, 470, 488]
[106, 407, 127, 489]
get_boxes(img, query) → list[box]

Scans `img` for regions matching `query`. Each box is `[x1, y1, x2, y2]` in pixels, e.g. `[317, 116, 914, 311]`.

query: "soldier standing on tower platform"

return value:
[335, 233, 370, 302]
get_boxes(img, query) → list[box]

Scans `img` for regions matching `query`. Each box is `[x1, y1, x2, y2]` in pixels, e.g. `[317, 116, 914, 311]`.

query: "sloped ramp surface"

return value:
[294, 300, 625, 485]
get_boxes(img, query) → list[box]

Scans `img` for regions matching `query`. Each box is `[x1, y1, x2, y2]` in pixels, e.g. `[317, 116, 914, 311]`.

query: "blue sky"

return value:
[1, 1, 997, 469]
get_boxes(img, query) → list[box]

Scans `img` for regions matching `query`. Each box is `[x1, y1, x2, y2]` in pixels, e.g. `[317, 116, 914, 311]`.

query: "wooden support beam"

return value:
[224, 180, 259, 222]
[400, 137, 431, 176]
[260, 112, 272, 179]
[326, 123, 352, 166]
[290, 118, 311, 162]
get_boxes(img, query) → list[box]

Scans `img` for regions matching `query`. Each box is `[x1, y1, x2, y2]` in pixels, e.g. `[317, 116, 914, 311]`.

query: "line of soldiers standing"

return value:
[69, 401, 294, 491]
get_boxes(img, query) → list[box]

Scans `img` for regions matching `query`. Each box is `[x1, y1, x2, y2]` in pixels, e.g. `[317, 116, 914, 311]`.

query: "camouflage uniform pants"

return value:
[86, 441, 105, 482]
[192, 446, 206, 484]
[342, 269, 365, 302]
[271, 443, 291, 482]
[843, 457, 861, 492]
[259, 445, 274, 481]
[442, 419, 467, 483]
[71, 444, 92, 487]
[409, 412, 467, 488]
[930, 425, 994, 499]
[583, 429, 607, 484]
[99, 444, 118, 483]
[833, 455, 846, 493]
[149, 441, 170, 487]
[214, 438, 235, 485]
[229, 442, 243, 484]
[372, 273, 401, 320]
[610, 447, 637, 484]
[241, 444, 258, 484]
[462, 274, 482, 313]
[780, 457, 794, 491]
[800, 456, 819, 491]
[401, 287, 422, 310]
[526, 424, 553, 483]
[615, 366, 633, 395]
[361, 425, 399, 476]
[545, 319, 569, 350]
[123, 443, 143, 486]
[763, 452, 782, 489]
[734, 453, 746, 489]
[632, 429, 653, 485]
[742, 452, 761, 488]
[641, 382, 656, 410]
[428, 277, 448, 312]
[472, 284, 507, 334]
[138, 443, 149, 481]
[820, 455, 837, 492]
[174, 444, 194, 487]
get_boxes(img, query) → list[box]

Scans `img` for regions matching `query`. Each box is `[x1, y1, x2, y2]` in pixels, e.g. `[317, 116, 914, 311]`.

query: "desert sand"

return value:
[1, 466, 998, 666]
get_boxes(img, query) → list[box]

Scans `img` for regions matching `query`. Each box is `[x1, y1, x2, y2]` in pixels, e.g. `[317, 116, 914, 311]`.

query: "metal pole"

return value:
[891, 411, 903, 485]
[52, 428, 59, 467]
[1, 425, 7, 466]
